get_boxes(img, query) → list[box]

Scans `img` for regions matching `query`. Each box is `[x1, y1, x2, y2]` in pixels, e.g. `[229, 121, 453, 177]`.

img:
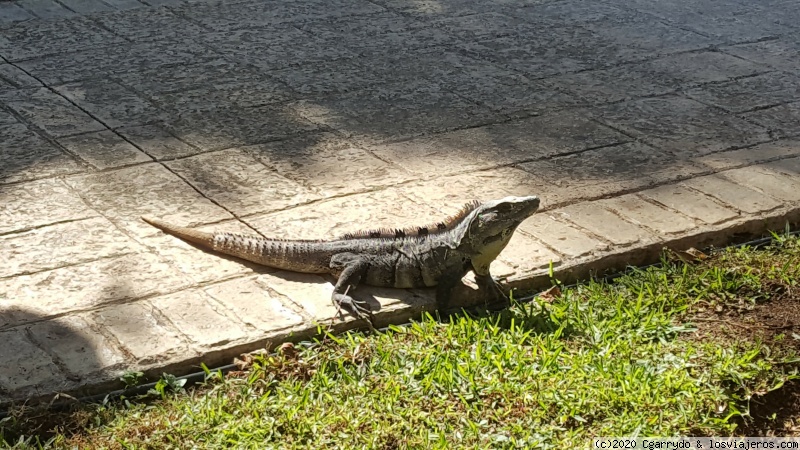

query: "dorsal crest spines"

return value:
[340, 200, 482, 240]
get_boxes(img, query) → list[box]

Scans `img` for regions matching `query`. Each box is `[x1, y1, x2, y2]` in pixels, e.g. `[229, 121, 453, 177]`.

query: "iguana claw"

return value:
[332, 293, 375, 329]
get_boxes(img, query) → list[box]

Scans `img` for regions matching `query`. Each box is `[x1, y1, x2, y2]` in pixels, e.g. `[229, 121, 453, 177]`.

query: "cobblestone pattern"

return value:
[2, 0, 800, 405]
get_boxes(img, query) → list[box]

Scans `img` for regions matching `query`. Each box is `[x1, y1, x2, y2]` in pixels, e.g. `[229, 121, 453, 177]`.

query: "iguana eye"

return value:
[481, 212, 497, 222]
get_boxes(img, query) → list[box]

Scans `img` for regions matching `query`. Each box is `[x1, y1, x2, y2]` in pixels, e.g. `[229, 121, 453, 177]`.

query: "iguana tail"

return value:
[141, 216, 215, 247]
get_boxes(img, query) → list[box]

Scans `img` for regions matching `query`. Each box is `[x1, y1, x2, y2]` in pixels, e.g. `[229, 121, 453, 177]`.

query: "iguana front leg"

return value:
[474, 272, 509, 308]
[473, 262, 510, 308]
[330, 253, 372, 322]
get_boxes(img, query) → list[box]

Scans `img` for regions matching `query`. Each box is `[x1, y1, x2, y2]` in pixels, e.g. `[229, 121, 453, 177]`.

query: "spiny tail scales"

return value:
[141, 217, 332, 273]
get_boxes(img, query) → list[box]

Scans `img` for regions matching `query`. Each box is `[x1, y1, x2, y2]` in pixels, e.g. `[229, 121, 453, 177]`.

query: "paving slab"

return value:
[116, 124, 198, 160]
[684, 71, 800, 113]
[545, 51, 772, 107]
[137, 219, 259, 284]
[54, 78, 167, 128]
[542, 64, 677, 105]
[0, 178, 96, 234]
[554, 202, 658, 247]
[176, 0, 384, 32]
[163, 104, 320, 151]
[58, 0, 113, 14]
[533, 2, 716, 56]
[3, 0, 800, 408]
[457, 29, 608, 79]
[26, 315, 127, 378]
[116, 59, 264, 97]
[298, 12, 457, 57]
[638, 51, 765, 86]
[598, 194, 698, 235]
[294, 84, 502, 144]
[0, 63, 41, 90]
[719, 165, 800, 203]
[58, 130, 153, 169]
[17, 41, 219, 85]
[368, 0, 521, 19]
[165, 147, 320, 216]
[0, 16, 121, 61]
[91, 7, 206, 41]
[680, 175, 783, 215]
[115, 57, 299, 112]
[367, 110, 627, 176]
[63, 163, 234, 237]
[767, 155, 800, 177]
[17, 0, 76, 18]
[92, 301, 190, 364]
[429, 11, 560, 41]
[493, 231, 563, 273]
[595, 96, 771, 157]
[245, 188, 444, 240]
[154, 80, 298, 113]
[401, 167, 553, 209]
[0, 123, 84, 184]
[744, 101, 800, 138]
[693, 140, 800, 170]
[202, 26, 358, 71]
[0, 329, 64, 396]
[204, 276, 306, 332]
[419, 51, 580, 116]
[0, 108, 20, 126]
[518, 214, 609, 258]
[722, 37, 800, 74]
[141, 0, 185, 7]
[285, 48, 452, 92]
[244, 133, 414, 197]
[639, 184, 739, 225]
[149, 289, 250, 349]
[0, 87, 106, 137]
[1, 216, 140, 278]
[0, 252, 189, 326]
[101, 0, 146, 10]
[0, 2, 35, 24]
[453, 76, 578, 118]
[613, 0, 793, 41]
[517, 142, 705, 202]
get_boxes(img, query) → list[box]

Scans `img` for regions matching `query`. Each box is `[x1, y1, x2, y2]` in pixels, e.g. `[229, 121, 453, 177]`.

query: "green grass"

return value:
[3, 234, 800, 449]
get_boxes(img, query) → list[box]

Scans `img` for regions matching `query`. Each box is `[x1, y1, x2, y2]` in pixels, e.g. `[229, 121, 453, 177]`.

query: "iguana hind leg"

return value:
[330, 253, 372, 323]
[435, 266, 470, 316]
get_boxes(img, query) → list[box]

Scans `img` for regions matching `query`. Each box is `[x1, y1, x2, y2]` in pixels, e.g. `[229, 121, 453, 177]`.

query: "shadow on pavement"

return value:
[0, 306, 126, 408]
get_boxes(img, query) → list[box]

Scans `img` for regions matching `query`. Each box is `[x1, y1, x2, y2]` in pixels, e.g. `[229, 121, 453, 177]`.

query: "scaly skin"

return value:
[142, 196, 540, 321]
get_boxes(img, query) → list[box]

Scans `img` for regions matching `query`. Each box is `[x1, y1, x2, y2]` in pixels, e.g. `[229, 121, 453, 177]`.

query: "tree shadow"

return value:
[0, 0, 797, 191]
[0, 307, 124, 411]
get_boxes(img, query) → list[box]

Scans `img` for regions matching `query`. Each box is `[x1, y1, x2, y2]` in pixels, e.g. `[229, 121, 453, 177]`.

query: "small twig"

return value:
[330, 285, 351, 327]
[691, 317, 756, 330]
[690, 317, 799, 331]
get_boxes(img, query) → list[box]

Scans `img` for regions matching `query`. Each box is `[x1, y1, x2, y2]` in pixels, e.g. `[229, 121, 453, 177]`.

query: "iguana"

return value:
[142, 195, 540, 321]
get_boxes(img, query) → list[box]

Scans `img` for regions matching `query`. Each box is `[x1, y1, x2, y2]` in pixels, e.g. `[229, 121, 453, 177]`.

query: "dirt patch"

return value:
[742, 379, 800, 436]
[688, 283, 800, 436]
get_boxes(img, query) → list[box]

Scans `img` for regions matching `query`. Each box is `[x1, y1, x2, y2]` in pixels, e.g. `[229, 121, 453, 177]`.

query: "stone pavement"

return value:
[1, 0, 800, 405]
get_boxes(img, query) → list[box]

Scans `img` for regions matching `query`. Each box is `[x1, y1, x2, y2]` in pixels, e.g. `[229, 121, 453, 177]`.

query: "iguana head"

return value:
[461, 195, 540, 273]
